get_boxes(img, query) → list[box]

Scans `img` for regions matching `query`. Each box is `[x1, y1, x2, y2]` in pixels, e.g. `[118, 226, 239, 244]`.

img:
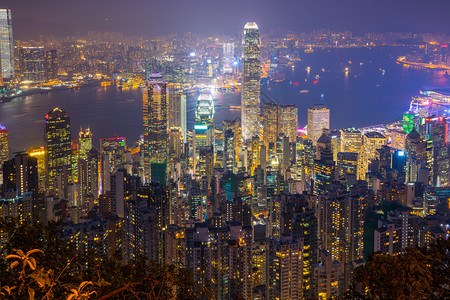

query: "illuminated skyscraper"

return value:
[223, 42, 235, 74]
[279, 104, 298, 143]
[19, 46, 45, 82]
[28, 146, 46, 191]
[44, 49, 58, 81]
[44, 107, 71, 194]
[360, 132, 387, 180]
[0, 124, 8, 164]
[241, 22, 261, 141]
[168, 91, 187, 144]
[3, 152, 38, 197]
[0, 9, 14, 80]
[143, 73, 168, 184]
[263, 103, 298, 146]
[308, 105, 330, 145]
[78, 127, 92, 161]
[263, 102, 279, 147]
[194, 93, 215, 175]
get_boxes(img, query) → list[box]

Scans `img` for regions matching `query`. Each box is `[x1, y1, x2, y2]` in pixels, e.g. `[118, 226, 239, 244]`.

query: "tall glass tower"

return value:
[143, 73, 168, 184]
[241, 22, 261, 141]
[0, 9, 14, 80]
[45, 107, 71, 193]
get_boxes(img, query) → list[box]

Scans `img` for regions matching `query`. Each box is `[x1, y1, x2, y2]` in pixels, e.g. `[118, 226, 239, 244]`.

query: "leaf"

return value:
[9, 261, 19, 269]
[26, 249, 43, 256]
[27, 257, 37, 270]
[5, 254, 21, 260]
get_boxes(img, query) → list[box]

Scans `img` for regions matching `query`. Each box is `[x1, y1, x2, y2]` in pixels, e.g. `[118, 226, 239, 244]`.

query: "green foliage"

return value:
[353, 238, 450, 300]
[0, 218, 200, 299]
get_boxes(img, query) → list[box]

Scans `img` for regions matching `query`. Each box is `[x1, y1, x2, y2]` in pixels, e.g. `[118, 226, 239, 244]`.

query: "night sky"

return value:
[4, 0, 450, 39]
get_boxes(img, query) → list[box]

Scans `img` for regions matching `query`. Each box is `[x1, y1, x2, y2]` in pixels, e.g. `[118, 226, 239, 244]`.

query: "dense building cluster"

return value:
[1, 9, 450, 300]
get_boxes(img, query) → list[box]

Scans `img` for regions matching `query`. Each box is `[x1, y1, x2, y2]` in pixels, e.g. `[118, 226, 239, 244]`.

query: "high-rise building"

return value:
[27, 146, 46, 191]
[263, 102, 279, 147]
[194, 93, 215, 175]
[340, 128, 362, 154]
[308, 105, 330, 145]
[0, 9, 14, 80]
[241, 22, 261, 141]
[19, 46, 45, 82]
[263, 102, 298, 146]
[360, 132, 387, 180]
[143, 73, 168, 184]
[78, 127, 92, 161]
[44, 107, 71, 194]
[279, 104, 298, 143]
[223, 42, 235, 74]
[44, 49, 58, 81]
[266, 235, 304, 300]
[0, 124, 8, 164]
[168, 91, 187, 144]
[2, 152, 38, 197]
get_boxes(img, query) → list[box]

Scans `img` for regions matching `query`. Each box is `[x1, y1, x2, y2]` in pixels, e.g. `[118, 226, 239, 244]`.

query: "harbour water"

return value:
[1, 46, 449, 153]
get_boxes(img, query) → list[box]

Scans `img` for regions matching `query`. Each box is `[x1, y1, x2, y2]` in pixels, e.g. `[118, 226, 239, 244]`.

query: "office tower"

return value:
[313, 147, 335, 195]
[0, 124, 8, 164]
[3, 152, 38, 197]
[263, 102, 298, 146]
[337, 152, 358, 183]
[44, 49, 57, 81]
[263, 102, 279, 147]
[100, 136, 126, 172]
[308, 105, 330, 145]
[27, 147, 46, 191]
[279, 104, 298, 143]
[241, 22, 261, 141]
[44, 108, 71, 194]
[402, 113, 415, 134]
[0, 9, 14, 80]
[360, 132, 387, 180]
[143, 73, 168, 184]
[194, 93, 215, 175]
[340, 128, 362, 154]
[78, 127, 92, 160]
[78, 148, 99, 210]
[222, 42, 235, 73]
[266, 235, 304, 300]
[19, 46, 45, 82]
[168, 91, 187, 144]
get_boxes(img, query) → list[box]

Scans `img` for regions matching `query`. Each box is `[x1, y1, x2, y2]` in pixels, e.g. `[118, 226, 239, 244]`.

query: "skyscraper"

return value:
[0, 9, 14, 80]
[44, 108, 71, 194]
[3, 152, 38, 197]
[241, 22, 261, 141]
[360, 132, 387, 180]
[263, 102, 279, 147]
[308, 105, 330, 145]
[168, 91, 187, 144]
[78, 127, 92, 161]
[143, 73, 168, 184]
[0, 124, 8, 164]
[279, 104, 298, 143]
[19, 46, 45, 82]
[223, 42, 235, 74]
[194, 93, 215, 175]
[44, 49, 58, 81]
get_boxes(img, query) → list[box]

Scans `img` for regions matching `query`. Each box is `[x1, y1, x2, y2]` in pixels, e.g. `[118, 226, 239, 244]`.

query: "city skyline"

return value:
[0, 4, 449, 300]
